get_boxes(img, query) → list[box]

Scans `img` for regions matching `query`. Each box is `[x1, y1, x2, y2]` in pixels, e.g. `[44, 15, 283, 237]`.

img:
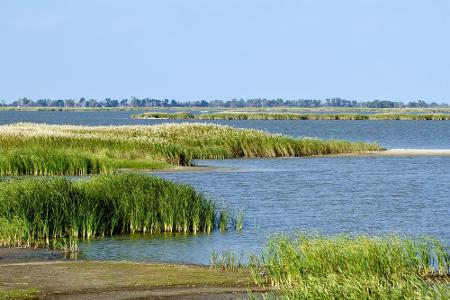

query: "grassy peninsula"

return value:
[0, 123, 381, 175]
[133, 111, 450, 120]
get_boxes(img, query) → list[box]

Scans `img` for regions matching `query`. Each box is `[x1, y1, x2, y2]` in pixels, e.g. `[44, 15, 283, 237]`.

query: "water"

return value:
[1, 110, 450, 148]
[1, 111, 450, 264]
[78, 156, 450, 264]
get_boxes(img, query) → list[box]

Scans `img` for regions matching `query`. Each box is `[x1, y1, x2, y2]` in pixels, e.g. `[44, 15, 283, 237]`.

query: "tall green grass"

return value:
[251, 233, 450, 299]
[0, 148, 106, 175]
[133, 111, 450, 120]
[0, 174, 220, 247]
[0, 123, 382, 175]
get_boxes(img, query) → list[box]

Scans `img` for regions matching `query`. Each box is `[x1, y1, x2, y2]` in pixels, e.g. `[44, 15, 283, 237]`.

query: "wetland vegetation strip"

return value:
[0, 123, 381, 175]
[0, 174, 228, 247]
[250, 234, 450, 299]
[133, 112, 450, 120]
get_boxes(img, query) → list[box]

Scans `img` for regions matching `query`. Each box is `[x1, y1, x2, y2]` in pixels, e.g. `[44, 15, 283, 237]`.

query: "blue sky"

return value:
[1, 1, 449, 102]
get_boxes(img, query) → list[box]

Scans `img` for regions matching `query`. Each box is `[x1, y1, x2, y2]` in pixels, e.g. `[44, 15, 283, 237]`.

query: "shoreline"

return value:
[367, 149, 450, 156]
[148, 149, 450, 173]
[0, 260, 265, 299]
[117, 148, 450, 174]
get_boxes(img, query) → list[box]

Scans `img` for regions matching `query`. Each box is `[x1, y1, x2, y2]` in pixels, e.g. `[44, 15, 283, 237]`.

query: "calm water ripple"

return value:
[79, 156, 450, 265]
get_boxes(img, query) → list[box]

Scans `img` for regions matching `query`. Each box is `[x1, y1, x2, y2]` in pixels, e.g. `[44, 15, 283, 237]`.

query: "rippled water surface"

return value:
[1, 111, 449, 264]
[78, 156, 450, 264]
[1, 110, 450, 148]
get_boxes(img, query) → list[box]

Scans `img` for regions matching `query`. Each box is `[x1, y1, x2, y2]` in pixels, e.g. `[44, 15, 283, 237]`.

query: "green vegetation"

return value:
[2, 105, 450, 114]
[210, 250, 244, 272]
[0, 123, 382, 175]
[0, 174, 223, 247]
[133, 111, 450, 120]
[0, 288, 39, 300]
[250, 234, 450, 299]
[134, 111, 196, 119]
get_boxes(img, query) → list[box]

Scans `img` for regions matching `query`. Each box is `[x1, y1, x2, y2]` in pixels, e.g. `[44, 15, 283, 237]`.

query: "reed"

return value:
[232, 210, 244, 231]
[252, 233, 450, 299]
[133, 111, 450, 121]
[0, 174, 222, 247]
[0, 123, 382, 175]
[210, 250, 244, 272]
[132, 112, 196, 119]
[218, 207, 229, 232]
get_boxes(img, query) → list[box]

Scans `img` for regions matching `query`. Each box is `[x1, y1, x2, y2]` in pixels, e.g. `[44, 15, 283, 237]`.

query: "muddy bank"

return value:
[0, 261, 268, 299]
[0, 247, 62, 263]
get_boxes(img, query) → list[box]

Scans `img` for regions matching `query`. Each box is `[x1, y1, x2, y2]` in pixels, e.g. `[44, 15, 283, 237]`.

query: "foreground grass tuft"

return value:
[0, 174, 222, 247]
[0, 123, 382, 175]
[251, 233, 450, 299]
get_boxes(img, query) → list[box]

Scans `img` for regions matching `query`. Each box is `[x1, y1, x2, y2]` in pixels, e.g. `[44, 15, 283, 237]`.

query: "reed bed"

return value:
[251, 233, 450, 299]
[133, 112, 450, 120]
[0, 123, 381, 175]
[0, 174, 219, 247]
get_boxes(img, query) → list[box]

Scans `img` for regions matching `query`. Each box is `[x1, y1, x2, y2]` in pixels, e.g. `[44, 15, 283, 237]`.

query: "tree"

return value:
[15, 97, 33, 107]
[120, 99, 128, 107]
[85, 99, 98, 107]
[105, 98, 119, 107]
[130, 97, 142, 107]
[64, 99, 75, 107]
[36, 99, 50, 107]
[79, 97, 86, 107]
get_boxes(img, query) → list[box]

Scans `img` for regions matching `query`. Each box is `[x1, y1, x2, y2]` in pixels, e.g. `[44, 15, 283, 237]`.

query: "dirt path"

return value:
[0, 261, 268, 299]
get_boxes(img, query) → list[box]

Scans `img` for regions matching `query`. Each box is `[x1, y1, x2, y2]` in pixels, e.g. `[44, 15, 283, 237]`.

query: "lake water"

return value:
[1, 111, 449, 264]
[1, 110, 450, 148]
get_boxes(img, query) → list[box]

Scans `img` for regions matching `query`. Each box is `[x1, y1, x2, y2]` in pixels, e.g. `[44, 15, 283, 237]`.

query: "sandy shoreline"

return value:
[144, 149, 450, 173]
[368, 149, 450, 156]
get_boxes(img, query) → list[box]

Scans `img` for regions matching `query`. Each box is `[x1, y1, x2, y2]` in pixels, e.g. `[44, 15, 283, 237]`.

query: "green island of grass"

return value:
[0, 122, 382, 176]
[133, 111, 450, 120]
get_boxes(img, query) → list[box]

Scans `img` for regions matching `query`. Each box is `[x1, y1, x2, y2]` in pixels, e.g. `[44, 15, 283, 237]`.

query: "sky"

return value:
[1, 0, 449, 103]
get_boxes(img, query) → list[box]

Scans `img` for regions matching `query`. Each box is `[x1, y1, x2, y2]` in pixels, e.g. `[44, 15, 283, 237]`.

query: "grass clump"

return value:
[0, 174, 220, 247]
[251, 233, 450, 299]
[132, 112, 195, 119]
[0, 123, 382, 175]
[134, 111, 450, 121]
[210, 250, 244, 272]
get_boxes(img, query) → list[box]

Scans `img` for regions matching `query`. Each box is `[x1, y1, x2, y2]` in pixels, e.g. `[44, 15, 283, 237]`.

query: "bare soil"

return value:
[0, 260, 268, 300]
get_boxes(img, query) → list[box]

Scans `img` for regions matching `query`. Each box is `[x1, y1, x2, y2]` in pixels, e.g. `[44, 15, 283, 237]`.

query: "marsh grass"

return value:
[218, 206, 229, 232]
[251, 233, 450, 299]
[210, 250, 244, 272]
[134, 111, 450, 121]
[55, 238, 80, 259]
[232, 210, 244, 231]
[0, 148, 106, 176]
[0, 174, 224, 247]
[0, 123, 382, 175]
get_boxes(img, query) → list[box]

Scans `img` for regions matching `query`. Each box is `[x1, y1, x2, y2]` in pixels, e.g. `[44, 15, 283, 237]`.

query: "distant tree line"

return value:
[0, 97, 448, 108]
